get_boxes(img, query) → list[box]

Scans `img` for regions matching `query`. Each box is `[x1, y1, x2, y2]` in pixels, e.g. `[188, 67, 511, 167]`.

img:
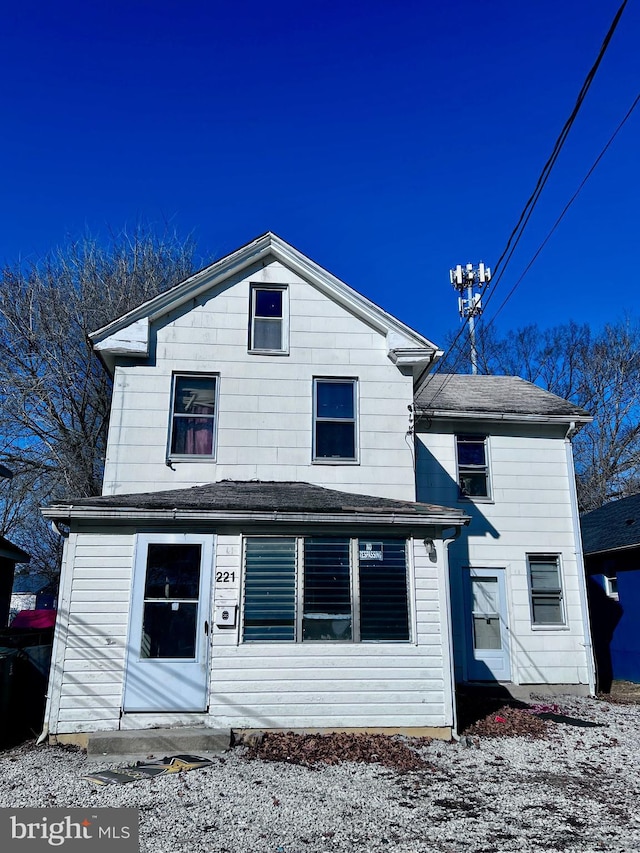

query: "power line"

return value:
[429, 0, 630, 396]
[489, 0, 629, 290]
[485, 92, 640, 326]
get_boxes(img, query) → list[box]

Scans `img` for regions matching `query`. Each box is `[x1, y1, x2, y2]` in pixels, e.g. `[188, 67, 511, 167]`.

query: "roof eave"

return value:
[89, 232, 439, 358]
[415, 409, 593, 425]
[42, 506, 470, 527]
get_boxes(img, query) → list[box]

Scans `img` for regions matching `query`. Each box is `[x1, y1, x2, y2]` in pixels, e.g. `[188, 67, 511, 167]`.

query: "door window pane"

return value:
[141, 602, 198, 658]
[140, 544, 201, 659]
[144, 544, 201, 599]
[473, 615, 502, 649]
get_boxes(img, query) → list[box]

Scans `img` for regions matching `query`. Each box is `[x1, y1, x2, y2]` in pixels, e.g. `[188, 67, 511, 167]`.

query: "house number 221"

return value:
[216, 571, 236, 583]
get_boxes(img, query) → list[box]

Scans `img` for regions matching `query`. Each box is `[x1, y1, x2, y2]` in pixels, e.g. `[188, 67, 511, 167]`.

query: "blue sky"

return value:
[2, 0, 638, 348]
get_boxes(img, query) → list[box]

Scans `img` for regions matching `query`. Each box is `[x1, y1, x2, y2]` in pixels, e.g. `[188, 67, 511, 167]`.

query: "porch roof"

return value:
[42, 480, 469, 528]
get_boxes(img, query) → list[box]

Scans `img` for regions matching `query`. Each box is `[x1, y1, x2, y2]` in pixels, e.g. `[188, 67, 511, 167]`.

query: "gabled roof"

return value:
[581, 493, 640, 556]
[90, 232, 441, 374]
[414, 374, 591, 425]
[43, 480, 469, 528]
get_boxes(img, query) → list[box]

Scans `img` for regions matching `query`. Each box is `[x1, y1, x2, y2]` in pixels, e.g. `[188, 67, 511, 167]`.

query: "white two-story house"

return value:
[41, 233, 594, 745]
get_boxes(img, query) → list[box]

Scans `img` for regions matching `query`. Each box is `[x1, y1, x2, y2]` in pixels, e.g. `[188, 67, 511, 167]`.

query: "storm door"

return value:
[463, 568, 511, 681]
[124, 534, 213, 712]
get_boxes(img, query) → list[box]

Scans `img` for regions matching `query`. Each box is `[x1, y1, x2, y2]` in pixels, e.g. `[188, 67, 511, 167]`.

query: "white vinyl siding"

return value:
[48, 533, 453, 735]
[416, 423, 592, 687]
[102, 260, 416, 500]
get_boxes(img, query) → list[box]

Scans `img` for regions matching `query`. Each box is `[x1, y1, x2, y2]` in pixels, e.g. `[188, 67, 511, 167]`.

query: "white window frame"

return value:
[241, 535, 410, 643]
[527, 553, 566, 628]
[167, 373, 219, 462]
[312, 377, 359, 464]
[604, 574, 619, 600]
[455, 434, 492, 500]
[248, 284, 289, 354]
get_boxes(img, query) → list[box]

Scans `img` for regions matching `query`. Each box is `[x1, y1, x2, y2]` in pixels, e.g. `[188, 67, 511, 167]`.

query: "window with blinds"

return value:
[359, 539, 410, 641]
[242, 536, 409, 642]
[243, 537, 296, 640]
[527, 554, 565, 626]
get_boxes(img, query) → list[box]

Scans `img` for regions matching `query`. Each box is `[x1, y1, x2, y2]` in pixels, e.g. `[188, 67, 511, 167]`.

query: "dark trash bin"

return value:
[0, 645, 49, 748]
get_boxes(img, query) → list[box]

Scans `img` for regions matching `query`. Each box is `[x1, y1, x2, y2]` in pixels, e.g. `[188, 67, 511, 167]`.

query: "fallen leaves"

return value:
[243, 731, 432, 771]
[464, 705, 551, 739]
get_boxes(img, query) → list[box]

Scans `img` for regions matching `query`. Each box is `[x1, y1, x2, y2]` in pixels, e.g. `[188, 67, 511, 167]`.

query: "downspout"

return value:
[441, 526, 463, 738]
[565, 421, 596, 694]
[37, 522, 70, 745]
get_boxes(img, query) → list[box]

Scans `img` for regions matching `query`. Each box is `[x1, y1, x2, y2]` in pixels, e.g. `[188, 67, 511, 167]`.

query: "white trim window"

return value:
[168, 374, 218, 459]
[604, 572, 619, 600]
[243, 536, 410, 643]
[249, 285, 288, 353]
[456, 434, 491, 499]
[527, 554, 565, 626]
[313, 378, 358, 462]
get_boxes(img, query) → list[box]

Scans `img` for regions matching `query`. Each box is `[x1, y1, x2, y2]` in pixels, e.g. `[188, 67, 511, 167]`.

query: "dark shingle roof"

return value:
[581, 494, 640, 555]
[415, 374, 590, 421]
[45, 480, 467, 523]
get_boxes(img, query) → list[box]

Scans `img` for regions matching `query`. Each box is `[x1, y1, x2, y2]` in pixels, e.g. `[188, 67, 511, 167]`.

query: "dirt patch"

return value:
[242, 731, 432, 771]
[600, 680, 640, 704]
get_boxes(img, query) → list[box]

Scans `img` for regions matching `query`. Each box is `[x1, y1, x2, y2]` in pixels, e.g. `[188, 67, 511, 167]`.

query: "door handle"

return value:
[204, 620, 209, 636]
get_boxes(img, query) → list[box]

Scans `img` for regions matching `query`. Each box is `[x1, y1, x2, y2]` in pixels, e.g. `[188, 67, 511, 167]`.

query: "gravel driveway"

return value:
[1, 695, 639, 853]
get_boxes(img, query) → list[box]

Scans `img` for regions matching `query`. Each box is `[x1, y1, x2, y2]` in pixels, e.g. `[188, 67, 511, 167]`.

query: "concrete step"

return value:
[87, 726, 231, 764]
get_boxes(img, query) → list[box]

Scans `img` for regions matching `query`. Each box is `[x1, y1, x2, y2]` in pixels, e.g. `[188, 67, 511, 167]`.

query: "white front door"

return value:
[463, 568, 511, 682]
[124, 533, 213, 712]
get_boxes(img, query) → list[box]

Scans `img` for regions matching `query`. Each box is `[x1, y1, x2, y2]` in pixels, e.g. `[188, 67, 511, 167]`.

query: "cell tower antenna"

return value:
[449, 261, 491, 374]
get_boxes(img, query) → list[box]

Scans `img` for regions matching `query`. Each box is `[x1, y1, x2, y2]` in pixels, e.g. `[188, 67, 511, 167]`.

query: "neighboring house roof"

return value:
[0, 536, 30, 563]
[89, 232, 442, 375]
[581, 493, 640, 556]
[43, 480, 469, 528]
[414, 374, 591, 424]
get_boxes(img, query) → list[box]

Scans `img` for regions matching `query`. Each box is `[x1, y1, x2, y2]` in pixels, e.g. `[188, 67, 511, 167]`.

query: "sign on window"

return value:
[359, 542, 383, 561]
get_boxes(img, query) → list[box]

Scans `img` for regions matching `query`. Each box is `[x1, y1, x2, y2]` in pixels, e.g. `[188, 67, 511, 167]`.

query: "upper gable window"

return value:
[249, 285, 288, 354]
[313, 378, 358, 462]
[169, 374, 218, 459]
[456, 434, 491, 499]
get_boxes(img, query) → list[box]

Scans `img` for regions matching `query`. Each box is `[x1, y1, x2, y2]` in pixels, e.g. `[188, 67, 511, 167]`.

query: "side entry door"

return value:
[124, 533, 213, 712]
[463, 567, 511, 682]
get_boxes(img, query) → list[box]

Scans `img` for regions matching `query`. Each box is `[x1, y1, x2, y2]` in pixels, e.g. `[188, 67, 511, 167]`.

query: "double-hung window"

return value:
[527, 554, 565, 626]
[313, 378, 358, 462]
[249, 285, 288, 353]
[168, 374, 218, 459]
[456, 434, 490, 498]
[243, 536, 410, 642]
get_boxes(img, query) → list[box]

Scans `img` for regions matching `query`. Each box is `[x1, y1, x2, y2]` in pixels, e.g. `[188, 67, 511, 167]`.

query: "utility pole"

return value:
[449, 262, 491, 374]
